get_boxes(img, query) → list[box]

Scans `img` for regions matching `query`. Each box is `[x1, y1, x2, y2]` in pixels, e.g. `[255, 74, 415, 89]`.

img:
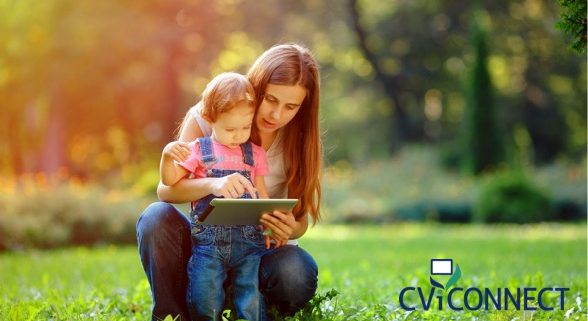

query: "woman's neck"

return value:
[259, 130, 278, 151]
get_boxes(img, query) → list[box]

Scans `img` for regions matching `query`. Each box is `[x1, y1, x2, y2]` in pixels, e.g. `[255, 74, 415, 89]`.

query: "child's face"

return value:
[210, 102, 255, 149]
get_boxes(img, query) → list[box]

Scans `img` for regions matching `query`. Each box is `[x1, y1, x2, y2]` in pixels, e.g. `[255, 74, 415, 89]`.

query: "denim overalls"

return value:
[186, 137, 266, 321]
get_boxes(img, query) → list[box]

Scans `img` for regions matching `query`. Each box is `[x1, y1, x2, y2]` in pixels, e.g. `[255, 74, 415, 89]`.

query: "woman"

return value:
[136, 43, 322, 321]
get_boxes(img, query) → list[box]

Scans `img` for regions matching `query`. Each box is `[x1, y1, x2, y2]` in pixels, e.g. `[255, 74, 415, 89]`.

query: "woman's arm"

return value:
[157, 110, 211, 202]
[160, 141, 191, 186]
[158, 173, 258, 203]
[157, 177, 216, 203]
[291, 213, 309, 239]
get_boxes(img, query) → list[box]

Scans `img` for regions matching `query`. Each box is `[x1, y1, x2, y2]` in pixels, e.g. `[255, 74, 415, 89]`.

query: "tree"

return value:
[348, 0, 409, 153]
[556, 0, 587, 54]
[462, 21, 505, 174]
[0, 0, 227, 177]
[343, 0, 585, 164]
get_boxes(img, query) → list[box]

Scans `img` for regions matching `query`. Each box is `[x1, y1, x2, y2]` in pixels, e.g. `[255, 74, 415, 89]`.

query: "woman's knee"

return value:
[260, 246, 318, 313]
[136, 202, 188, 237]
[136, 202, 191, 271]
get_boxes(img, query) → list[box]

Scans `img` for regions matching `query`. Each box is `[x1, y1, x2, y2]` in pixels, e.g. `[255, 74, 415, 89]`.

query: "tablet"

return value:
[198, 198, 298, 225]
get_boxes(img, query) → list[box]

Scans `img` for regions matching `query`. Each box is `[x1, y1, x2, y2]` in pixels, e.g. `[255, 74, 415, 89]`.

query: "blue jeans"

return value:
[187, 225, 265, 321]
[136, 202, 318, 321]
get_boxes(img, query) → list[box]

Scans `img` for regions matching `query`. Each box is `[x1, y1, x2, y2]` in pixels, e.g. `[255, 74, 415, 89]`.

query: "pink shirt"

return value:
[180, 139, 268, 183]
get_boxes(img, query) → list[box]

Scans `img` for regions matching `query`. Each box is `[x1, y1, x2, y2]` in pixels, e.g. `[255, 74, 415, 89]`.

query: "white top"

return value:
[190, 104, 298, 244]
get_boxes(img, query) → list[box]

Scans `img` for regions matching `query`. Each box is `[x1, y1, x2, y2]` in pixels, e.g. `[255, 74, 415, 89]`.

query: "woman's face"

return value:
[255, 84, 306, 134]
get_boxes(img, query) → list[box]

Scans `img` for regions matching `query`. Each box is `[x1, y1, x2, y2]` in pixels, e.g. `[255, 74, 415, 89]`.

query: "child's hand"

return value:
[210, 173, 257, 199]
[162, 141, 191, 163]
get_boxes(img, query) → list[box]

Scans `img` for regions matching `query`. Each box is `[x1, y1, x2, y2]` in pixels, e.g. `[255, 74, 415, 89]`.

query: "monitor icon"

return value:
[431, 259, 453, 275]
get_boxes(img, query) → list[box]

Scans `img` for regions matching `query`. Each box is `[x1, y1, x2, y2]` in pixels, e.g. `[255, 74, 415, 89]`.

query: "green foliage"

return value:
[390, 201, 471, 223]
[0, 224, 586, 320]
[461, 19, 505, 175]
[323, 147, 477, 223]
[474, 172, 554, 223]
[556, 0, 587, 54]
[1, 0, 586, 178]
[0, 176, 151, 250]
[324, 147, 585, 224]
[0, 148, 584, 251]
[267, 289, 340, 321]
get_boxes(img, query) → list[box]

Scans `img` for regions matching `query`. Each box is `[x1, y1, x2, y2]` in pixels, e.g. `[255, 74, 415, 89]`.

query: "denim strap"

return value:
[190, 139, 257, 219]
[240, 141, 255, 166]
[198, 137, 216, 165]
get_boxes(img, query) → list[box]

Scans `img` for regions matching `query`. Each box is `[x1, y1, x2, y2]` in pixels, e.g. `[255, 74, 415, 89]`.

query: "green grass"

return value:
[0, 223, 586, 320]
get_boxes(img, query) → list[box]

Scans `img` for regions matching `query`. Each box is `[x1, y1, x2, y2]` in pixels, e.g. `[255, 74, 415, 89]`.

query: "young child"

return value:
[160, 72, 269, 321]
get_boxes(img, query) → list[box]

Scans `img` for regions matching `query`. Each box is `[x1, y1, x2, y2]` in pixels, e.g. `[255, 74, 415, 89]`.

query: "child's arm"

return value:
[160, 141, 191, 186]
[254, 175, 269, 199]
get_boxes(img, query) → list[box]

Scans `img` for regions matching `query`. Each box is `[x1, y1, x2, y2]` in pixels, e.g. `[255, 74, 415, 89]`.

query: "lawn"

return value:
[0, 223, 586, 320]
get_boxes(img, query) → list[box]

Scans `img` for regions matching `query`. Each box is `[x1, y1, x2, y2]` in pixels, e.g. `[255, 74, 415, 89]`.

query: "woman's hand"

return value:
[210, 173, 258, 199]
[260, 210, 297, 249]
[162, 141, 192, 163]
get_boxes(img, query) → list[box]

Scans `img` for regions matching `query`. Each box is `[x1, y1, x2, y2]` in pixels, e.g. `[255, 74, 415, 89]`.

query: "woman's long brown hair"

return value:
[247, 43, 322, 224]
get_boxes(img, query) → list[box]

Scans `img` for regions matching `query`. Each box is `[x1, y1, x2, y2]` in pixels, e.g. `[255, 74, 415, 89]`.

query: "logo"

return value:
[398, 259, 569, 311]
[429, 259, 461, 292]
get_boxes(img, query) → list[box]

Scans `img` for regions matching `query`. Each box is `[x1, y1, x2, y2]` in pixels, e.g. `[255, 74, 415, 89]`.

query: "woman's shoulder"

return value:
[187, 102, 204, 121]
[185, 102, 201, 120]
[188, 102, 211, 137]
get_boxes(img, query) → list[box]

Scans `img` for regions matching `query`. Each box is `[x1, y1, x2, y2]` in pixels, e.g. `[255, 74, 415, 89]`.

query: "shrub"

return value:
[323, 147, 478, 223]
[323, 148, 585, 224]
[0, 176, 152, 251]
[473, 172, 554, 223]
[553, 197, 587, 221]
[383, 201, 471, 223]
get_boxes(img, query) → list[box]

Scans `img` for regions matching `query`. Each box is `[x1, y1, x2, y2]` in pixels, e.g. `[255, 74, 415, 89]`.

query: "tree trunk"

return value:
[348, 0, 411, 153]
[37, 82, 66, 174]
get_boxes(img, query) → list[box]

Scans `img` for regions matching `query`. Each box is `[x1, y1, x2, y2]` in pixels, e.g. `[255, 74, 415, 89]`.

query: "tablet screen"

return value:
[198, 198, 298, 225]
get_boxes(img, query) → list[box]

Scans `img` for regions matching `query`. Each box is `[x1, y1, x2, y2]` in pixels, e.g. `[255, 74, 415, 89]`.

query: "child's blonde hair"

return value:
[200, 72, 255, 122]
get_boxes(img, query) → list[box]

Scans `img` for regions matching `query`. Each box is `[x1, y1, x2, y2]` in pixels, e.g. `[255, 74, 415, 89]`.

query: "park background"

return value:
[0, 0, 586, 320]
